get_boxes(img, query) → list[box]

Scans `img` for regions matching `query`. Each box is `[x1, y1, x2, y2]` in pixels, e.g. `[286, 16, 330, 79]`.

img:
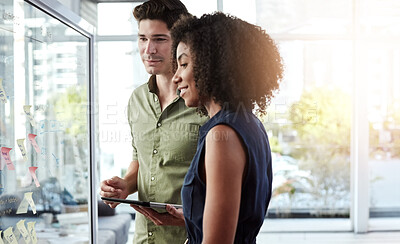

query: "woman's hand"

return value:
[131, 204, 185, 226]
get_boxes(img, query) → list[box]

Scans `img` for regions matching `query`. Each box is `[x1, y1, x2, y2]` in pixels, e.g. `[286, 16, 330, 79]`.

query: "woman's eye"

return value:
[180, 63, 188, 67]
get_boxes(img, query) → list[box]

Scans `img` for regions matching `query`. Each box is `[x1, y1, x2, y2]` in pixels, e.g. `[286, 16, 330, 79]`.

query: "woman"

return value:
[136, 12, 283, 243]
[169, 12, 283, 243]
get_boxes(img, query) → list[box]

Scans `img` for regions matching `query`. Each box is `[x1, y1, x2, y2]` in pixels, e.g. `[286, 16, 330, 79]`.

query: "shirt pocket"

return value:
[161, 123, 200, 162]
[182, 171, 195, 220]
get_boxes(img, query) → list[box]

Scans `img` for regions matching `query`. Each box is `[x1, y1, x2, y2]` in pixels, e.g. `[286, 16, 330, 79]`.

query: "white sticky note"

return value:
[0, 230, 4, 244]
[16, 196, 29, 214]
[23, 105, 36, 127]
[27, 222, 38, 244]
[16, 220, 31, 244]
[17, 192, 36, 214]
[0, 78, 7, 103]
[28, 134, 41, 154]
[3, 227, 18, 244]
[29, 167, 40, 187]
[17, 138, 28, 162]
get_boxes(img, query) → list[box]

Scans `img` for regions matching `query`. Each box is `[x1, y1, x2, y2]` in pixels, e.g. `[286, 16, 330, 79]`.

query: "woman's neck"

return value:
[204, 100, 222, 118]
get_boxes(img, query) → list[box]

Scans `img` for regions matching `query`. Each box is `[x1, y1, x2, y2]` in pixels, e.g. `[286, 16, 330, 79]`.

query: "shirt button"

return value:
[154, 97, 158, 102]
[151, 177, 155, 181]
[148, 232, 153, 236]
[157, 122, 161, 127]
[153, 149, 158, 154]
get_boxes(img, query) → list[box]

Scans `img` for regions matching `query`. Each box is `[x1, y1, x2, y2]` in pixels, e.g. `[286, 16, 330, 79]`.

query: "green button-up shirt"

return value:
[127, 75, 208, 244]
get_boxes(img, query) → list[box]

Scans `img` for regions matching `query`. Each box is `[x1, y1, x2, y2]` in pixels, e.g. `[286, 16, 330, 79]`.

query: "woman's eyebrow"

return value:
[177, 53, 188, 62]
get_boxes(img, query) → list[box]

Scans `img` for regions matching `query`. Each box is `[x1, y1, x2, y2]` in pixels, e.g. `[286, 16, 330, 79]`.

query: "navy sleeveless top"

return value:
[181, 109, 273, 244]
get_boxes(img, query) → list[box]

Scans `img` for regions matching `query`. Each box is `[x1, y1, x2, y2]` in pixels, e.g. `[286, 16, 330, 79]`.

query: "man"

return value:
[100, 1, 207, 243]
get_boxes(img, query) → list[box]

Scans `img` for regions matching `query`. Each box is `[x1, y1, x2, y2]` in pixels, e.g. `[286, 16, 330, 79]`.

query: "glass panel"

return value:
[267, 40, 352, 221]
[182, 0, 217, 18]
[98, 2, 141, 36]
[360, 0, 400, 36]
[255, 0, 353, 35]
[97, 40, 143, 182]
[97, 41, 146, 213]
[367, 42, 400, 229]
[223, 0, 257, 24]
[1, 0, 91, 242]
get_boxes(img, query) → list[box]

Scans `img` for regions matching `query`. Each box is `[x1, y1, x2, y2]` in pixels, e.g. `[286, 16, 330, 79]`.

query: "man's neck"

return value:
[155, 73, 178, 111]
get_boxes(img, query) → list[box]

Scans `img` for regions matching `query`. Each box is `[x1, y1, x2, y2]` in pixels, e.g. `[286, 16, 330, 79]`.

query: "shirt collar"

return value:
[147, 75, 182, 104]
[147, 75, 158, 94]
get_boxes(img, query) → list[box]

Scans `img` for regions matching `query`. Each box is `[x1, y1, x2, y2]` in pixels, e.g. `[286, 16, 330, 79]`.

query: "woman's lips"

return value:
[178, 86, 188, 96]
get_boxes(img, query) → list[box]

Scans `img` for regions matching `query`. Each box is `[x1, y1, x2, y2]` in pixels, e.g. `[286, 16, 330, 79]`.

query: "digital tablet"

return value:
[101, 197, 183, 209]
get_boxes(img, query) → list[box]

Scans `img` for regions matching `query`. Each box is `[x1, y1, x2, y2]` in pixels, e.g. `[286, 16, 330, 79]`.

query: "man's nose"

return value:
[145, 41, 156, 54]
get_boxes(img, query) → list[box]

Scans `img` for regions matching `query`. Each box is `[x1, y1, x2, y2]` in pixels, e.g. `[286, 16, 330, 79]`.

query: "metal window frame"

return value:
[23, 0, 97, 242]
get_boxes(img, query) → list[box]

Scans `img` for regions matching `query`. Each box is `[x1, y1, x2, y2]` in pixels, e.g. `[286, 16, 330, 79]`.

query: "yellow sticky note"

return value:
[0, 78, 7, 103]
[17, 192, 36, 214]
[27, 222, 37, 244]
[17, 138, 28, 162]
[0, 230, 4, 244]
[16, 196, 29, 214]
[23, 105, 36, 127]
[16, 220, 31, 244]
[3, 227, 18, 244]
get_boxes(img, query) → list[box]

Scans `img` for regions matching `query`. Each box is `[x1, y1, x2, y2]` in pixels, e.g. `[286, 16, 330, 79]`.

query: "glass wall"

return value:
[97, 3, 144, 214]
[362, 0, 400, 230]
[252, 0, 353, 219]
[252, 0, 400, 231]
[0, 0, 94, 242]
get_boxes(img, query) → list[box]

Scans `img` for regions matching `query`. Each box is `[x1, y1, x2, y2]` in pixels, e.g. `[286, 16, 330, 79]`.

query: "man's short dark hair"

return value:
[133, 0, 189, 29]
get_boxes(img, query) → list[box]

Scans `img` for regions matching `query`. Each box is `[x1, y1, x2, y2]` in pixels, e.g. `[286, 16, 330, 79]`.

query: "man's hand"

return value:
[132, 204, 185, 226]
[100, 176, 129, 208]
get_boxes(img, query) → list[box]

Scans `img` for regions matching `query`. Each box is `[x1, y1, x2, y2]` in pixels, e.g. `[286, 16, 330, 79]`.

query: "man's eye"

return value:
[156, 38, 167, 42]
[139, 38, 147, 42]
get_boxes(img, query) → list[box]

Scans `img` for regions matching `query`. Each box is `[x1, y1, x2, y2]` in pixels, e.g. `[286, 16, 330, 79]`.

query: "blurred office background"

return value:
[57, 0, 400, 242]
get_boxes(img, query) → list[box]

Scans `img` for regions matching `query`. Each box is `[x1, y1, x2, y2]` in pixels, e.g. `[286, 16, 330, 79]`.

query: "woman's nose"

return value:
[172, 72, 181, 84]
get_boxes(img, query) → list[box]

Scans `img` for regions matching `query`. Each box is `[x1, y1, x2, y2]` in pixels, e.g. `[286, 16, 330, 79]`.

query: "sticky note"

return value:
[27, 222, 37, 244]
[17, 192, 36, 214]
[28, 134, 41, 154]
[0, 78, 7, 103]
[3, 227, 18, 244]
[17, 139, 28, 162]
[23, 105, 36, 127]
[29, 167, 40, 187]
[1, 147, 15, 170]
[0, 231, 4, 244]
[16, 220, 31, 244]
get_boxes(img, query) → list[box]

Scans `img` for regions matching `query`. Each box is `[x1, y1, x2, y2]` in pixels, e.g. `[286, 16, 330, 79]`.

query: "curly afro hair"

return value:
[171, 12, 283, 116]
